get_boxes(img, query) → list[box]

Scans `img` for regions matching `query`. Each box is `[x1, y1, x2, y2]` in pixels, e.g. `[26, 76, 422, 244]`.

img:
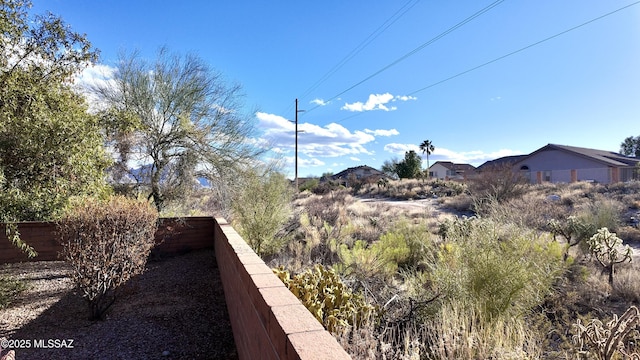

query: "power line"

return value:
[304, 0, 506, 115]
[407, 0, 640, 97]
[281, 0, 419, 116]
[297, 0, 420, 102]
[333, 1, 640, 125]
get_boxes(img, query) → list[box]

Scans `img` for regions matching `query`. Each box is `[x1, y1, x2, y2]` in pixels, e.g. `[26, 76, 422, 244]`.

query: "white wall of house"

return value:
[429, 163, 451, 180]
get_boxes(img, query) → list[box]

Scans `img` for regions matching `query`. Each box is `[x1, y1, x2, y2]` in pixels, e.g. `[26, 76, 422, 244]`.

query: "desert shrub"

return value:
[433, 219, 565, 321]
[273, 264, 378, 334]
[335, 240, 387, 280]
[485, 194, 571, 231]
[430, 179, 468, 197]
[0, 276, 27, 309]
[374, 221, 432, 272]
[231, 170, 293, 257]
[57, 196, 158, 320]
[576, 197, 624, 233]
[612, 264, 640, 303]
[441, 193, 474, 213]
[311, 180, 343, 195]
[335, 221, 433, 280]
[469, 164, 529, 213]
[298, 178, 319, 192]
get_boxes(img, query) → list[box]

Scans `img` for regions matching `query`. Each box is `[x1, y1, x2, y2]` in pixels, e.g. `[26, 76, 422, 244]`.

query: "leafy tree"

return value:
[381, 158, 399, 178]
[395, 150, 422, 179]
[320, 172, 334, 181]
[620, 135, 640, 157]
[94, 48, 265, 212]
[419, 139, 435, 177]
[0, 0, 109, 255]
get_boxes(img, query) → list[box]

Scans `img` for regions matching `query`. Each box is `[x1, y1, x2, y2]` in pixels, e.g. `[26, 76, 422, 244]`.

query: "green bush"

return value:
[232, 170, 293, 257]
[0, 276, 27, 309]
[298, 178, 319, 192]
[374, 221, 432, 272]
[433, 219, 566, 321]
[57, 196, 158, 320]
[274, 264, 378, 334]
[335, 240, 387, 279]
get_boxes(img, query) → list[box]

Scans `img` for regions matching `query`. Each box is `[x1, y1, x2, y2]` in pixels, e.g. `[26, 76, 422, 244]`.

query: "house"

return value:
[330, 165, 389, 186]
[512, 144, 639, 184]
[428, 161, 475, 180]
[475, 155, 529, 172]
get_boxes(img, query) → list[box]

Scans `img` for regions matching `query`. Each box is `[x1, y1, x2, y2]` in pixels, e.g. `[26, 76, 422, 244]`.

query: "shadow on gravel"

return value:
[7, 249, 237, 360]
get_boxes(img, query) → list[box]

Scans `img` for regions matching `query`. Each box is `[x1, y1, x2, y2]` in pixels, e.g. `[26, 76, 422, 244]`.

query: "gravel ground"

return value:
[0, 249, 237, 360]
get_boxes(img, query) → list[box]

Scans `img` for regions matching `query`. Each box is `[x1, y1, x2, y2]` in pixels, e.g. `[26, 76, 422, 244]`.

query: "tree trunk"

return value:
[608, 263, 614, 285]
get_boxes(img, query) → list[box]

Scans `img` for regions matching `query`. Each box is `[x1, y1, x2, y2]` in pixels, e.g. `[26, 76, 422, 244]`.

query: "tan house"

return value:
[513, 144, 639, 184]
[428, 161, 475, 180]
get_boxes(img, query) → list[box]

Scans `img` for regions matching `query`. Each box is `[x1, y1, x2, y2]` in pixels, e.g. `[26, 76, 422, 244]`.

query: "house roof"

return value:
[429, 161, 475, 172]
[331, 165, 387, 180]
[514, 144, 639, 168]
[476, 155, 528, 171]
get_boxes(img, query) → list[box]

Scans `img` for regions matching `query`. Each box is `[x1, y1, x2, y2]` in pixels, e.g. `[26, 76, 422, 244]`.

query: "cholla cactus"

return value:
[572, 306, 640, 360]
[586, 227, 632, 285]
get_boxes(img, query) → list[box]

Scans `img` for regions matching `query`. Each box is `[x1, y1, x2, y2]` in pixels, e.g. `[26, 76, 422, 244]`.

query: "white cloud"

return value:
[283, 156, 325, 168]
[350, 157, 361, 161]
[74, 63, 118, 112]
[395, 95, 417, 102]
[310, 98, 328, 106]
[383, 143, 523, 166]
[256, 112, 376, 159]
[383, 143, 420, 155]
[364, 128, 399, 137]
[342, 93, 417, 112]
[342, 93, 395, 112]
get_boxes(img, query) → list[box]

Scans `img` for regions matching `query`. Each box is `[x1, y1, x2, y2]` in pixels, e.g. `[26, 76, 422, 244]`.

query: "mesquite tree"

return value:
[94, 48, 265, 212]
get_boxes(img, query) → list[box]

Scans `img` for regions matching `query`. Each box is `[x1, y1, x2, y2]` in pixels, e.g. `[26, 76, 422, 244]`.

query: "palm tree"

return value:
[419, 140, 435, 179]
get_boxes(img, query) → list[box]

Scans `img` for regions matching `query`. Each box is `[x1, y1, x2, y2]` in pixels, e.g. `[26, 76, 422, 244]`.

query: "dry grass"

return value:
[425, 303, 544, 360]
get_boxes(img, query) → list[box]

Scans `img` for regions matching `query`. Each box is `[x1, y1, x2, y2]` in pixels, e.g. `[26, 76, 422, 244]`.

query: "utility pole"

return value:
[293, 98, 305, 190]
[295, 98, 299, 190]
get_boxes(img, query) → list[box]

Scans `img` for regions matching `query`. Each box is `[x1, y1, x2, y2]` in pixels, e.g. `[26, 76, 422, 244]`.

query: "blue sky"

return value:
[32, 1, 640, 178]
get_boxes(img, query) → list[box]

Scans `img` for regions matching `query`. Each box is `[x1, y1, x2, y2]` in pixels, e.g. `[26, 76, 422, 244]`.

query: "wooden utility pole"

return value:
[294, 98, 305, 191]
[295, 98, 299, 190]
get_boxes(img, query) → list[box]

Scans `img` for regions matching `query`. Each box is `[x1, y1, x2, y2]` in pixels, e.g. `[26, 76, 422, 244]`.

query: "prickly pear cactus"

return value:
[273, 264, 377, 334]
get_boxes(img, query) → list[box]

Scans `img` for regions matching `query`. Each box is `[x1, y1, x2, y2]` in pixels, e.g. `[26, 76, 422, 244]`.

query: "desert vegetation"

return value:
[57, 196, 158, 320]
[237, 173, 640, 359]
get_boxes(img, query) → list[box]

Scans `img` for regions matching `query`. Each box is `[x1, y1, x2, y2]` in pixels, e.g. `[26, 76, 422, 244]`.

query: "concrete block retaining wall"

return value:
[213, 218, 351, 360]
[0, 217, 351, 359]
